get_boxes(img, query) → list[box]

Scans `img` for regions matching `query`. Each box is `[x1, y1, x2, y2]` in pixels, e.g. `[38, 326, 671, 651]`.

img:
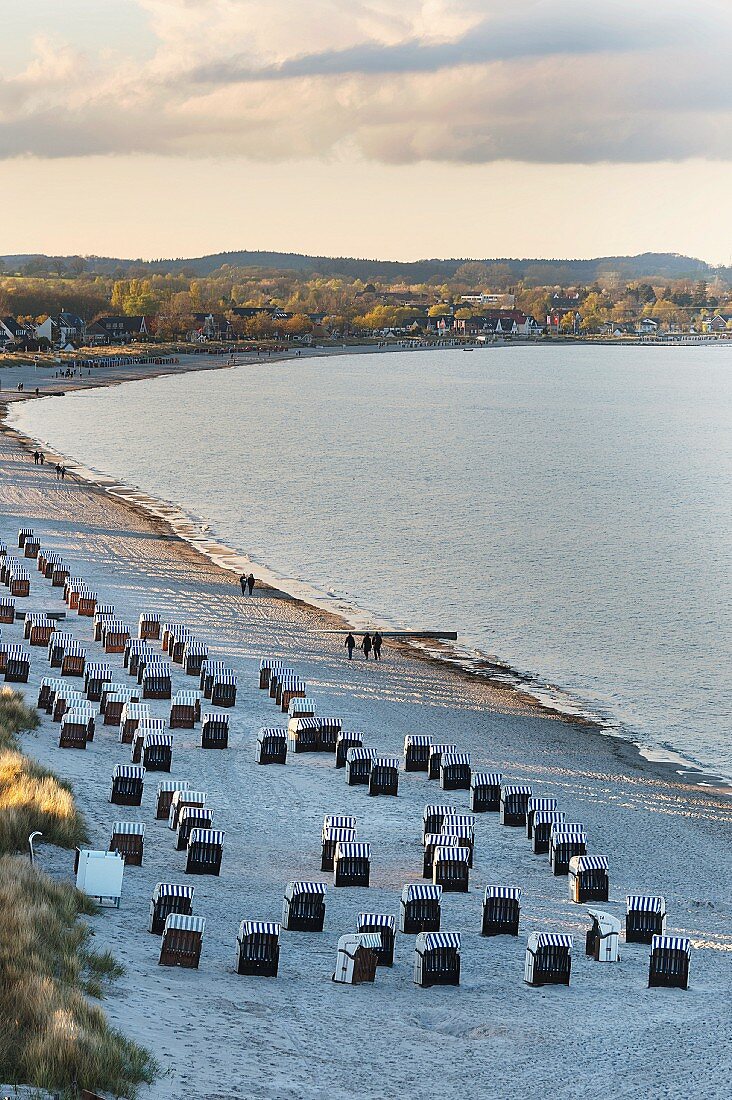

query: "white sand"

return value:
[0, 395, 730, 1100]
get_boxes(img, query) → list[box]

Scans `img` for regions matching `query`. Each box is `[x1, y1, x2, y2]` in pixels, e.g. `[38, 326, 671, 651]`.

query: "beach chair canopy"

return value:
[153, 883, 194, 902]
[627, 895, 666, 913]
[239, 920, 280, 940]
[112, 821, 145, 837]
[651, 935, 690, 955]
[484, 885, 522, 901]
[164, 913, 205, 934]
[285, 881, 328, 899]
[358, 913, 395, 930]
[417, 932, 460, 952]
[335, 842, 371, 861]
[402, 884, 443, 903]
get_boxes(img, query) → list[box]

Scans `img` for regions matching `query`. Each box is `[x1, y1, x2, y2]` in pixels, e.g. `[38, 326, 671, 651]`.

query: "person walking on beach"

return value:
[33, 451, 39, 465]
[39, 452, 44, 465]
[239, 573, 247, 595]
[60, 466, 66, 480]
[55, 464, 61, 481]
[345, 633, 356, 660]
[362, 633, 373, 660]
[372, 631, 383, 661]
[247, 573, 255, 596]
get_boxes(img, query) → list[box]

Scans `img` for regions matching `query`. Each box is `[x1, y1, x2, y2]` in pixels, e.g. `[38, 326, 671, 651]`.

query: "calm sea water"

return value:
[13, 346, 732, 778]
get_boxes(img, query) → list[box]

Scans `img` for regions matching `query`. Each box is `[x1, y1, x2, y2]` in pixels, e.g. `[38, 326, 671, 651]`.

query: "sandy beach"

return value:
[0, 362, 730, 1100]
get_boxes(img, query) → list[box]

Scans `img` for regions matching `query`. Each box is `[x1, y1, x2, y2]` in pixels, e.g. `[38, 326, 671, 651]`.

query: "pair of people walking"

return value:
[239, 573, 255, 596]
[55, 464, 66, 480]
[32, 451, 45, 466]
[345, 631, 383, 661]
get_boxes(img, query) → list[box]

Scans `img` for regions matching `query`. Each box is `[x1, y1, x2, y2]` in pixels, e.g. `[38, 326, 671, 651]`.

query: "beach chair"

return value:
[156, 779, 190, 821]
[110, 764, 145, 807]
[109, 822, 145, 866]
[439, 752, 471, 791]
[321, 825, 356, 871]
[585, 909, 621, 962]
[333, 933, 382, 985]
[256, 726, 286, 763]
[333, 841, 371, 887]
[433, 845, 470, 893]
[237, 921, 281, 977]
[183, 639, 208, 676]
[423, 833, 461, 879]
[142, 732, 174, 772]
[335, 730, 363, 768]
[369, 755, 399, 796]
[549, 825, 587, 875]
[3, 644, 30, 683]
[357, 913, 396, 967]
[159, 914, 205, 969]
[282, 881, 327, 932]
[169, 788, 207, 830]
[500, 783, 532, 826]
[532, 810, 566, 854]
[177, 807, 214, 851]
[149, 883, 194, 934]
[414, 932, 460, 987]
[59, 705, 95, 747]
[482, 886, 521, 936]
[119, 701, 151, 743]
[258, 658, 284, 689]
[648, 935, 690, 990]
[138, 612, 161, 641]
[569, 855, 609, 902]
[61, 642, 86, 677]
[185, 828, 224, 876]
[346, 747, 375, 785]
[427, 743, 457, 781]
[404, 733, 433, 772]
[526, 797, 558, 838]
[211, 670, 237, 707]
[524, 933, 573, 986]
[626, 895, 666, 944]
[400, 884, 442, 934]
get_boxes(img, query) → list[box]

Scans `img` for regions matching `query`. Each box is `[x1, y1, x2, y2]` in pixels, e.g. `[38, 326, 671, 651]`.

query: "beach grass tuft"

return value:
[0, 856, 157, 1096]
[0, 686, 86, 852]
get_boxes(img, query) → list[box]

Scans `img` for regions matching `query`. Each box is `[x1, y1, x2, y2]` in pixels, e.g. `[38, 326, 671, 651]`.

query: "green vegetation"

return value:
[0, 856, 157, 1097]
[0, 690, 156, 1097]
[1, 252, 731, 339]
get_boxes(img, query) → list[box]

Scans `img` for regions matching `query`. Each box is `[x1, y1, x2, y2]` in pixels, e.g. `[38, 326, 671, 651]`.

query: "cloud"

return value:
[1, 0, 731, 165]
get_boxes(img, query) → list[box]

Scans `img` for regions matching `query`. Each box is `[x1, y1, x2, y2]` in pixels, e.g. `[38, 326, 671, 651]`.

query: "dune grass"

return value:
[0, 856, 157, 1096]
[0, 689, 86, 853]
[0, 690, 157, 1096]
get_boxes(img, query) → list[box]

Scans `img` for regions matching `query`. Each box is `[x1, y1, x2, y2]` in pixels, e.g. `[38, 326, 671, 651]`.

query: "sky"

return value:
[2, 0, 732, 263]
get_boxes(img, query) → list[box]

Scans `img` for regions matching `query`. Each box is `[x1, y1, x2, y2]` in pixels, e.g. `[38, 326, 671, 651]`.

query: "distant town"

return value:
[1, 252, 731, 352]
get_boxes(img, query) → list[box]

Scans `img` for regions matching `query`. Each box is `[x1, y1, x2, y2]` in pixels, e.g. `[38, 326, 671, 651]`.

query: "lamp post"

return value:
[29, 830, 42, 866]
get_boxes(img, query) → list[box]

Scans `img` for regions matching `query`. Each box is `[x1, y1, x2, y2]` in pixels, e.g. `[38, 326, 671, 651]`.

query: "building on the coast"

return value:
[189, 313, 234, 342]
[0, 317, 28, 347]
[459, 292, 516, 308]
[85, 315, 149, 344]
[454, 310, 541, 338]
[35, 311, 86, 347]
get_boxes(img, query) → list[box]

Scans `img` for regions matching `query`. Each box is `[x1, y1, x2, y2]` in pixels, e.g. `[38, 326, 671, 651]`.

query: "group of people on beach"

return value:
[345, 631, 383, 661]
[31, 451, 68, 479]
[239, 573, 256, 596]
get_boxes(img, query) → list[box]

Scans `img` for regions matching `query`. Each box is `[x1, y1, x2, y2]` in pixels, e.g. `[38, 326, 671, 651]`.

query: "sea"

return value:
[11, 344, 732, 781]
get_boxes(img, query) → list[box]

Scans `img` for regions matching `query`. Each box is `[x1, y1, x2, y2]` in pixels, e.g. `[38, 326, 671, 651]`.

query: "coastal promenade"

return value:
[0, 404, 729, 1098]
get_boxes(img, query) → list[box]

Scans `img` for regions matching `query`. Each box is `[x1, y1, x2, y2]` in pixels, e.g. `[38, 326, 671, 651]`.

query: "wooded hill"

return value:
[0, 251, 721, 284]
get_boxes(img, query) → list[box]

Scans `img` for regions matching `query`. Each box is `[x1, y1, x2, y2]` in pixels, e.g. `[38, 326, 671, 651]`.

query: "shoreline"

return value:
[2, 346, 730, 797]
[0, 370, 730, 1099]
